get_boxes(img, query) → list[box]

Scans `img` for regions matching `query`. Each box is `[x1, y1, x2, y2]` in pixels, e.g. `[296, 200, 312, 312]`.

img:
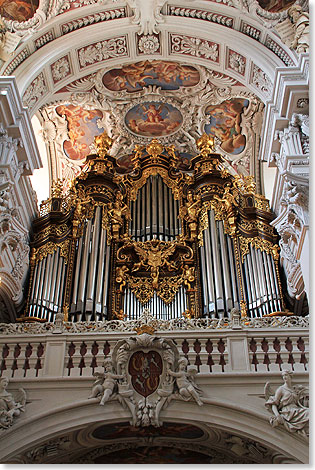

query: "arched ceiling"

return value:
[0, 0, 305, 193]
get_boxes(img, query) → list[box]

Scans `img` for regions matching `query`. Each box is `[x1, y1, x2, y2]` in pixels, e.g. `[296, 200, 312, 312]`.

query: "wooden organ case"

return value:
[23, 132, 284, 323]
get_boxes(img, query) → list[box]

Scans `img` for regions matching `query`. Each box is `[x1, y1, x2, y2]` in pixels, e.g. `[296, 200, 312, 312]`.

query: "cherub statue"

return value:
[0, 377, 26, 429]
[264, 370, 309, 440]
[167, 357, 203, 406]
[88, 358, 124, 406]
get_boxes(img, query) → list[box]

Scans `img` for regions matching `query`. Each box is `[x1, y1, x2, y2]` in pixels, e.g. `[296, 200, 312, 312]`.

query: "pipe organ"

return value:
[23, 132, 283, 323]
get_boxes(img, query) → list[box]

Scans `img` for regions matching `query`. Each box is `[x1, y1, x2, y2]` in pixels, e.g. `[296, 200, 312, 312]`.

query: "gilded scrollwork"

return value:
[35, 239, 71, 264]
[239, 236, 280, 262]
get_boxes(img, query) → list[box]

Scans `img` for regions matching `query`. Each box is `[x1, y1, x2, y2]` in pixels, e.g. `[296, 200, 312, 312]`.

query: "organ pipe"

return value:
[24, 133, 286, 323]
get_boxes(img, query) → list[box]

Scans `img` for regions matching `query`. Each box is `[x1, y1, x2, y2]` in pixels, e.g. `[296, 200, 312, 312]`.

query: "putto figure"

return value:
[264, 370, 309, 440]
[167, 357, 203, 406]
[89, 358, 124, 406]
[0, 377, 26, 429]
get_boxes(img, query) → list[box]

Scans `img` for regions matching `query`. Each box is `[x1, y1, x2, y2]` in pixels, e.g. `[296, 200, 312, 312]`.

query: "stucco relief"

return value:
[88, 333, 204, 427]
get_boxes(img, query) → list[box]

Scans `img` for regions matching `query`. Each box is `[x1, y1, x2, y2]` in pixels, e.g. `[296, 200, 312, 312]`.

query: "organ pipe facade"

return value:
[23, 132, 283, 323]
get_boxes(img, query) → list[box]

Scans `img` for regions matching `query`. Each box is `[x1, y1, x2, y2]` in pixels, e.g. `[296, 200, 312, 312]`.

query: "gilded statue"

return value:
[265, 370, 309, 440]
[108, 191, 130, 239]
[132, 239, 177, 289]
[213, 185, 237, 215]
[180, 191, 202, 239]
[94, 131, 113, 157]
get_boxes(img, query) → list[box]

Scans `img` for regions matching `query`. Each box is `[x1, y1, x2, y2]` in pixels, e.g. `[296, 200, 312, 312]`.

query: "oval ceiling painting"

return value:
[103, 60, 200, 93]
[56, 104, 104, 161]
[205, 98, 249, 155]
[125, 102, 183, 137]
[0, 0, 40, 22]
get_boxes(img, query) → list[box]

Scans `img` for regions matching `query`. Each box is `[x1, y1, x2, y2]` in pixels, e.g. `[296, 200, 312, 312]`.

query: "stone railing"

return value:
[0, 316, 309, 379]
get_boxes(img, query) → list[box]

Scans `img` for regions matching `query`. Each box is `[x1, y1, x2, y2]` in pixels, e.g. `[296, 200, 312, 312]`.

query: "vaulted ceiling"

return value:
[0, 0, 305, 197]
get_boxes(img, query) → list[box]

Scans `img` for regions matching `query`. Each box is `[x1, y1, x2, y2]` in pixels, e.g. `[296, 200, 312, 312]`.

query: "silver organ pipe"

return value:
[86, 206, 101, 311]
[200, 210, 239, 318]
[77, 218, 92, 311]
[69, 207, 111, 320]
[28, 248, 67, 320]
[123, 285, 187, 320]
[242, 244, 282, 317]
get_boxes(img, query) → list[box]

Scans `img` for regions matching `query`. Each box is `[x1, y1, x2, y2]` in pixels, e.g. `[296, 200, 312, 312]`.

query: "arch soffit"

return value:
[0, 398, 307, 463]
[2, 5, 297, 112]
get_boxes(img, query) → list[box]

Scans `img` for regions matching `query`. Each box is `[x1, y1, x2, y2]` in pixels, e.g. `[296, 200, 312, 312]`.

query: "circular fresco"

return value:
[125, 101, 183, 137]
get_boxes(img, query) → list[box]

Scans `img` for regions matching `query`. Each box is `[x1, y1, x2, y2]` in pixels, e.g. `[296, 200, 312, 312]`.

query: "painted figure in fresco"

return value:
[265, 370, 309, 439]
[89, 358, 124, 406]
[56, 104, 104, 161]
[0, 0, 38, 22]
[126, 102, 182, 137]
[102, 60, 200, 92]
[205, 98, 248, 155]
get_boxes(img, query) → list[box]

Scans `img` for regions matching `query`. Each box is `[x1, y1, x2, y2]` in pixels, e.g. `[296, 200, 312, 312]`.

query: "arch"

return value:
[0, 397, 307, 463]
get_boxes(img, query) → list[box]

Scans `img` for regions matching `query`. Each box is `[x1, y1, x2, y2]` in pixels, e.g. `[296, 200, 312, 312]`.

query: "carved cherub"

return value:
[264, 370, 309, 440]
[213, 185, 237, 215]
[89, 358, 124, 406]
[0, 377, 26, 429]
[167, 358, 203, 406]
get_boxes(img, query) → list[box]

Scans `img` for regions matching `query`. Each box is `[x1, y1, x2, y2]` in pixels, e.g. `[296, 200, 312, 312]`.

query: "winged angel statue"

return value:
[0, 377, 26, 429]
[264, 370, 309, 440]
[132, 240, 177, 289]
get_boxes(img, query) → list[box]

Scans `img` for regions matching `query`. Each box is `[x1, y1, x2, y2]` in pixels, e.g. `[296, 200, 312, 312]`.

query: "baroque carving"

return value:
[88, 333, 204, 427]
[0, 314, 309, 335]
[265, 370, 309, 440]
[0, 377, 26, 429]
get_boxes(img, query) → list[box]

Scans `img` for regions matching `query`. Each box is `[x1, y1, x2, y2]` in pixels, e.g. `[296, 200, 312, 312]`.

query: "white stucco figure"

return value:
[0, 377, 26, 429]
[288, 6, 309, 54]
[167, 357, 203, 406]
[89, 358, 124, 405]
[265, 370, 309, 440]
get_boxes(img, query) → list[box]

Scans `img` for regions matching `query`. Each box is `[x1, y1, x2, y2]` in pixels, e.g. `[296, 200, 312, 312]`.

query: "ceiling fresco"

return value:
[39, 59, 264, 184]
[125, 101, 183, 137]
[92, 421, 204, 440]
[93, 446, 213, 464]
[0, 0, 39, 22]
[55, 104, 104, 161]
[205, 98, 249, 155]
[257, 0, 295, 12]
[102, 61, 200, 92]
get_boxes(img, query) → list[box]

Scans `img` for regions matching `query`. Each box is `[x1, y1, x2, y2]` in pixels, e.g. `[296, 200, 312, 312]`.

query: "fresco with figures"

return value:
[56, 104, 104, 161]
[102, 60, 200, 93]
[125, 102, 182, 137]
[0, 0, 39, 22]
[93, 446, 212, 464]
[205, 98, 249, 155]
[92, 422, 204, 441]
[257, 0, 295, 11]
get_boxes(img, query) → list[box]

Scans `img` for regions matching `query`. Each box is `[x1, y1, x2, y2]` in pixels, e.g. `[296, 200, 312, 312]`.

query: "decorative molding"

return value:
[168, 6, 234, 28]
[23, 73, 49, 109]
[51, 55, 72, 84]
[77, 36, 128, 69]
[169, 34, 219, 62]
[60, 8, 127, 35]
